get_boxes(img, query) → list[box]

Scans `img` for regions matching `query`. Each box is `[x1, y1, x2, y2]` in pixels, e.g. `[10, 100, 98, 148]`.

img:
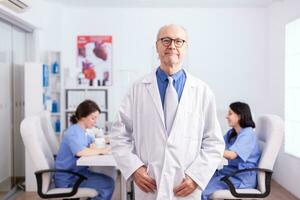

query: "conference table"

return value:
[77, 154, 127, 200]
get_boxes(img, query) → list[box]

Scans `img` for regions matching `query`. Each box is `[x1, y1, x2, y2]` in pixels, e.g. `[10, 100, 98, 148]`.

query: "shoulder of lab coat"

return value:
[183, 72, 225, 191]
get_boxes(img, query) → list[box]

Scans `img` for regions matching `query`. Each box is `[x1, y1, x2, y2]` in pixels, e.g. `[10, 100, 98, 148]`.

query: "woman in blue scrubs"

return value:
[54, 100, 115, 200]
[201, 102, 261, 200]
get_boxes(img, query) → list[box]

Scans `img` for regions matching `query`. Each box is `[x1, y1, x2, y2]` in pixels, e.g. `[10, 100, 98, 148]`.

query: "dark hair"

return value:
[228, 102, 255, 142]
[70, 99, 101, 124]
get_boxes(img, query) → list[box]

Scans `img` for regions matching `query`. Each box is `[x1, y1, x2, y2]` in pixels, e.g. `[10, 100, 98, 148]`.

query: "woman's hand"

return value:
[223, 150, 238, 160]
[76, 146, 111, 157]
[97, 146, 111, 155]
[89, 142, 97, 149]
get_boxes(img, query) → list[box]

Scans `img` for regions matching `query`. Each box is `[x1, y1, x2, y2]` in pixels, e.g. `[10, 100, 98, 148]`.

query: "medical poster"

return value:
[77, 35, 112, 86]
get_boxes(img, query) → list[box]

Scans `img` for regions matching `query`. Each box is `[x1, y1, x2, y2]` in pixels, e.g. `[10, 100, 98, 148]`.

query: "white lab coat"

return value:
[111, 69, 225, 200]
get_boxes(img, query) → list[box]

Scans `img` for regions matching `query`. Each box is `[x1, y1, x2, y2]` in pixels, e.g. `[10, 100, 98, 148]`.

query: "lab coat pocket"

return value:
[146, 164, 158, 191]
[134, 182, 157, 200]
[183, 111, 203, 140]
[133, 164, 157, 199]
[146, 164, 155, 180]
[173, 168, 186, 188]
[184, 187, 201, 200]
[181, 108, 202, 167]
[182, 138, 200, 168]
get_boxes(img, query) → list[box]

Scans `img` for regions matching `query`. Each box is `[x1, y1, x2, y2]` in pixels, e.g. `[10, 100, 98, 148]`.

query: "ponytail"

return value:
[70, 114, 78, 124]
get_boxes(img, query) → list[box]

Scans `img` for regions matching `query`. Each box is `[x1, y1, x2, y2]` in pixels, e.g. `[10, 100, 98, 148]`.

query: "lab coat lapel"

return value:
[169, 70, 195, 135]
[143, 73, 165, 128]
[179, 71, 196, 113]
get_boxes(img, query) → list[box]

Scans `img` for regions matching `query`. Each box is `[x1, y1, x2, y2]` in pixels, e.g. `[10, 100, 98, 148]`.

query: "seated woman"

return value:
[202, 102, 261, 200]
[54, 99, 115, 200]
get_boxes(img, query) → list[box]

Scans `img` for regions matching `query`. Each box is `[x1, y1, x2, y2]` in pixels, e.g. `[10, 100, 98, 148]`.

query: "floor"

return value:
[10, 173, 123, 200]
[265, 180, 299, 200]
[0, 193, 5, 199]
[0, 176, 25, 200]
[8, 179, 300, 200]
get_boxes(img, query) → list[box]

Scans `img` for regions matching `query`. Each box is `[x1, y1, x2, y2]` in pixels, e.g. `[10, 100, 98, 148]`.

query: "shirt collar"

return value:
[238, 127, 252, 134]
[75, 124, 87, 135]
[156, 67, 184, 82]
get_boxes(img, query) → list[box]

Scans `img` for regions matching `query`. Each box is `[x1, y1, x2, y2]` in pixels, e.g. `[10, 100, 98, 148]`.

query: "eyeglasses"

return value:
[158, 37, 186, 48]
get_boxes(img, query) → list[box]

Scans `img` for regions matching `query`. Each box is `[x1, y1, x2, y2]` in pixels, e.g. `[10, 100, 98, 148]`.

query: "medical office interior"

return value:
[0, 0, 300, 199]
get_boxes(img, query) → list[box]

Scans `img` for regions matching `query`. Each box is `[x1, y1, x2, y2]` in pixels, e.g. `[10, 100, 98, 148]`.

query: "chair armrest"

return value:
[220, 168, 273, 198]
[35, 168, 87, 199]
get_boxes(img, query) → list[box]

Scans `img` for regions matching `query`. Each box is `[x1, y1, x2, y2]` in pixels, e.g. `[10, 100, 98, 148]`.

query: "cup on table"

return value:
[95, 137, 106, 148]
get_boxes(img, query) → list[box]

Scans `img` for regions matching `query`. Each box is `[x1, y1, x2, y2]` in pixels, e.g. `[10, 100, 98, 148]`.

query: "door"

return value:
[0, 19, 28, 198]
[0, 19, 13, 198]
[12, 26, 26, 184]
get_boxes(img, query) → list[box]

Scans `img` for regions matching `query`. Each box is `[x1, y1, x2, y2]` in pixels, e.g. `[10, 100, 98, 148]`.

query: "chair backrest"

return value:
[39, 110, 59, 155]
[20, 116, 54, 194]
[255, 114, 284, 193]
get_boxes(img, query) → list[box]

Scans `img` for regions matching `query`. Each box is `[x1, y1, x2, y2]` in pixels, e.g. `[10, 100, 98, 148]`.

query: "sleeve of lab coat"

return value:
[185, 88, 225, 191]
[110, 88, 144, 180]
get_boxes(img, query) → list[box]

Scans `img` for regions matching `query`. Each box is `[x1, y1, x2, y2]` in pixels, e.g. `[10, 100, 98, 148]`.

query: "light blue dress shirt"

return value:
[156, 67, 186, 107]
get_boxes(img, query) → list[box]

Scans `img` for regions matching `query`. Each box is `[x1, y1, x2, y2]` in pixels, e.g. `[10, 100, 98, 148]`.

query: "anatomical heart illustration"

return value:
[77, 35, 112, 86]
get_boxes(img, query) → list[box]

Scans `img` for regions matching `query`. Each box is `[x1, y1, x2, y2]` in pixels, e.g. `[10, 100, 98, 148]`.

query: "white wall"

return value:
[61, 7, 268, 129]
[267, 0, 300, 198]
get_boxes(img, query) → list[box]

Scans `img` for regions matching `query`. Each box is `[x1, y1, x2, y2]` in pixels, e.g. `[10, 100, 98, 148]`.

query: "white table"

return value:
[77, 154, 117, 166]
[77, 154, 127, 200]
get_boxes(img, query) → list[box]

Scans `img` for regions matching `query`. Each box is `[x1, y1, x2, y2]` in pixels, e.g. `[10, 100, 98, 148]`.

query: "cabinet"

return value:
[64, 88, 108, 130]
[42, 52, 62, 134]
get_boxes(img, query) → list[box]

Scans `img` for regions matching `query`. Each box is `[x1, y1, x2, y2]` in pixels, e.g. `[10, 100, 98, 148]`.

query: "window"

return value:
[285, 18, 300, 158]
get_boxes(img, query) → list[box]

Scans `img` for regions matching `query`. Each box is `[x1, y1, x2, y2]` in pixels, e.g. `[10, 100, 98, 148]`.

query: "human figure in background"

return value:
[110, 24, 225, 200]
[202, 101, 261, 200]
[54, 99, 115, 200]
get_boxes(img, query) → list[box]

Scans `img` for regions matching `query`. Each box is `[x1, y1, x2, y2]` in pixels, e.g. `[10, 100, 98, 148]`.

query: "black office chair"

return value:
[210, 114, 284, 199]
[20, 116, 98, 199]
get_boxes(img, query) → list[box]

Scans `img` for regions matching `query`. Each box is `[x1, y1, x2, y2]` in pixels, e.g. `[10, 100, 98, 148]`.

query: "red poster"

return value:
[77, 35, 112, 86]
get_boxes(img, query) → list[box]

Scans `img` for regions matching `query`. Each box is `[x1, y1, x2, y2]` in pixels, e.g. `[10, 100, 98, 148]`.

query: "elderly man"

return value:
[111, 24, 225, 200]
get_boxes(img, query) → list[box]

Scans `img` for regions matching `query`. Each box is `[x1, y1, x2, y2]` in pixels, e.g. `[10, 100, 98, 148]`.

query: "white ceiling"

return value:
[45, 0, 282, 8]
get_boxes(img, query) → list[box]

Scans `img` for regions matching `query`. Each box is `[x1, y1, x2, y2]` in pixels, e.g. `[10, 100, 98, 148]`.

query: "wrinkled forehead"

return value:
[157, 25, 188, 41]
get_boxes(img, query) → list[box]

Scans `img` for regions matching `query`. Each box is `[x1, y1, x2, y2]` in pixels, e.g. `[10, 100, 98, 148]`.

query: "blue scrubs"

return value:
[201, 127, 261, 200]
[54, 124, 114, 200]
